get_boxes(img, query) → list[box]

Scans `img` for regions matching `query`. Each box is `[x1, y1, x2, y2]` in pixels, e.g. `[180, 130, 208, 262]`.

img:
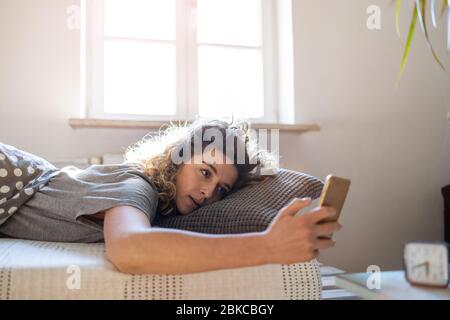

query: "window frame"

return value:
[82, 0, 278, 122]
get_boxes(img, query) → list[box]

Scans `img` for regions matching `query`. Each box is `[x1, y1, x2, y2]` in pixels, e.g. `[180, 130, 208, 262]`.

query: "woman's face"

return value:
[174, 152, 239, 215]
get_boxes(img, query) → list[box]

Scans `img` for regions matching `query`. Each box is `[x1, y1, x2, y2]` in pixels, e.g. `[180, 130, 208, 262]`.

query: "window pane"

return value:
[198, 46, 264, 118]
[104, 0, 175, 40]
[104, 40, 176, 115]
[197, 0, 262, 46]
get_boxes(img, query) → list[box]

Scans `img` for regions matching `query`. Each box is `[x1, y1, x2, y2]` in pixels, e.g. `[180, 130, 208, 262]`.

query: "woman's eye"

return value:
[218, 187, 228, 198]
[200, 168, 228, 198]
[201, 169, 210, 177]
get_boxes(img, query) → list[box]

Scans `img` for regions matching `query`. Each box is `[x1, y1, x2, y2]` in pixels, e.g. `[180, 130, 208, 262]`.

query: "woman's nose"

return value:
[200, 184, 216, 203]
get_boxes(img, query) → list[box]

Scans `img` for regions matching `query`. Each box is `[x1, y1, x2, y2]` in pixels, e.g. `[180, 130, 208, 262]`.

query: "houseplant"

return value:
[393, 0, 449, 83]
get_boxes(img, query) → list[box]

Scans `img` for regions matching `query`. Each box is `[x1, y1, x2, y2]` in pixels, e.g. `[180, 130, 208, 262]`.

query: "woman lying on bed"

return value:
[0, 119, 341, 275]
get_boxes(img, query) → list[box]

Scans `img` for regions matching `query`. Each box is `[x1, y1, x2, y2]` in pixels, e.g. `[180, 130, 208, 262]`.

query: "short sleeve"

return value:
[0, 164, 160, 243]
[74, 175, 160, 224]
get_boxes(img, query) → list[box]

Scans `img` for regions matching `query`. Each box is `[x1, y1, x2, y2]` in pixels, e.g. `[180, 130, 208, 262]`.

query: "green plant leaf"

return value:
[431, 0, 437, 28]
[416, 0, 426, 32]
[442, 0, 448, 17]
[447, 1, 450, 51]
[395, 0, 404, 45]
[396, 3, 418, 86]
[417, 0, 446, 71]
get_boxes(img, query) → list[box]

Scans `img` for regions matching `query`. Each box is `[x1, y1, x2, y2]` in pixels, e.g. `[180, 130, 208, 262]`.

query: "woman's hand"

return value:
[262, 198, 343, 265]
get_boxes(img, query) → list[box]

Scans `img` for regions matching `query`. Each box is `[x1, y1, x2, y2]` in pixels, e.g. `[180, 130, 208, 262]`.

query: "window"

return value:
[83, 0, 277, 122]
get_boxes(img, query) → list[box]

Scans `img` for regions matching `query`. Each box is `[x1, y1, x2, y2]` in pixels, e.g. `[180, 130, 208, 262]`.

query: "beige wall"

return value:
[286, 0, 450, 272]
[1, 0, 449, 272]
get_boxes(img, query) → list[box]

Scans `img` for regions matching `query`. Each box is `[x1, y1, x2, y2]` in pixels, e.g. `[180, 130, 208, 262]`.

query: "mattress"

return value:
[0, 238, 322, 300]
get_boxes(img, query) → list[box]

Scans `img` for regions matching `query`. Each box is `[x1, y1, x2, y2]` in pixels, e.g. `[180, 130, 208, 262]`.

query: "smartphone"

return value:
[318, 174, 351, 224]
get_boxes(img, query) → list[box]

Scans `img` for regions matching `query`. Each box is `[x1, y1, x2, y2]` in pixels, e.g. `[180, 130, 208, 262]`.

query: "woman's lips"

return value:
[188, 196, 199, 210]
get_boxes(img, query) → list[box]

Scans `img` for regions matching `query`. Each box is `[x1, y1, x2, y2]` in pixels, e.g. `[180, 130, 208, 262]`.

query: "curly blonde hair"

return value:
[124, 118, 277, 215]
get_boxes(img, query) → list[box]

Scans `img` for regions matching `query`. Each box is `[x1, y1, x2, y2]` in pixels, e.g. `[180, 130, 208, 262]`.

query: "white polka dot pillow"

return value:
[0, 143, 60, 225]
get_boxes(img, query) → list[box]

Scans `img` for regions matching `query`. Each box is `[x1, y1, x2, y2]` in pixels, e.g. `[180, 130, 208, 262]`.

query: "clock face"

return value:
[404, 242, 449, 287]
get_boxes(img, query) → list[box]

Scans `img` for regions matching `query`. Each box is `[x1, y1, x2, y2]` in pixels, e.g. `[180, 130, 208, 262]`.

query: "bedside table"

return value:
[336, 270, 450, 300]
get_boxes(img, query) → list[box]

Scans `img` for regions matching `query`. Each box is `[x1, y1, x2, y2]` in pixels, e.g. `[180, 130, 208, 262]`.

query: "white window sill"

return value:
[68, 118, 320, 133]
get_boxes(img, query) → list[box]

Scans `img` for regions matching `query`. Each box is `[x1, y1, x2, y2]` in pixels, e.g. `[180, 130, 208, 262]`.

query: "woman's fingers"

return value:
[278, 197, 312, 218]
[303, 206, 336, 224]
[312, 222, 342, 237]
[314, 238, 336, 250]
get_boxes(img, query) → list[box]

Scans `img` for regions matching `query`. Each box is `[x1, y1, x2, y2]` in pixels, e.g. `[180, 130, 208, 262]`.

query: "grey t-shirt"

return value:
[0, 163, 160, 243]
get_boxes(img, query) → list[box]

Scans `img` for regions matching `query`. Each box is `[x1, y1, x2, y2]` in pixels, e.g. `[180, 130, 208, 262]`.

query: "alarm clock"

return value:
[403, 242, 449, 288]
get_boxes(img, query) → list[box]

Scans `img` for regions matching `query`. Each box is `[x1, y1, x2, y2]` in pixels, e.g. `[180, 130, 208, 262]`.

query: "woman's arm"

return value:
[103, 205, 268, 274]
[103, 198, 341, 275]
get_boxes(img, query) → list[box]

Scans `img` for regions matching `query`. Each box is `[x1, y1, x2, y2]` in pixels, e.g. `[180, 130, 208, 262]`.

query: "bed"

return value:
[1, 144, 343, 299]
[0, 238, 322, 300]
